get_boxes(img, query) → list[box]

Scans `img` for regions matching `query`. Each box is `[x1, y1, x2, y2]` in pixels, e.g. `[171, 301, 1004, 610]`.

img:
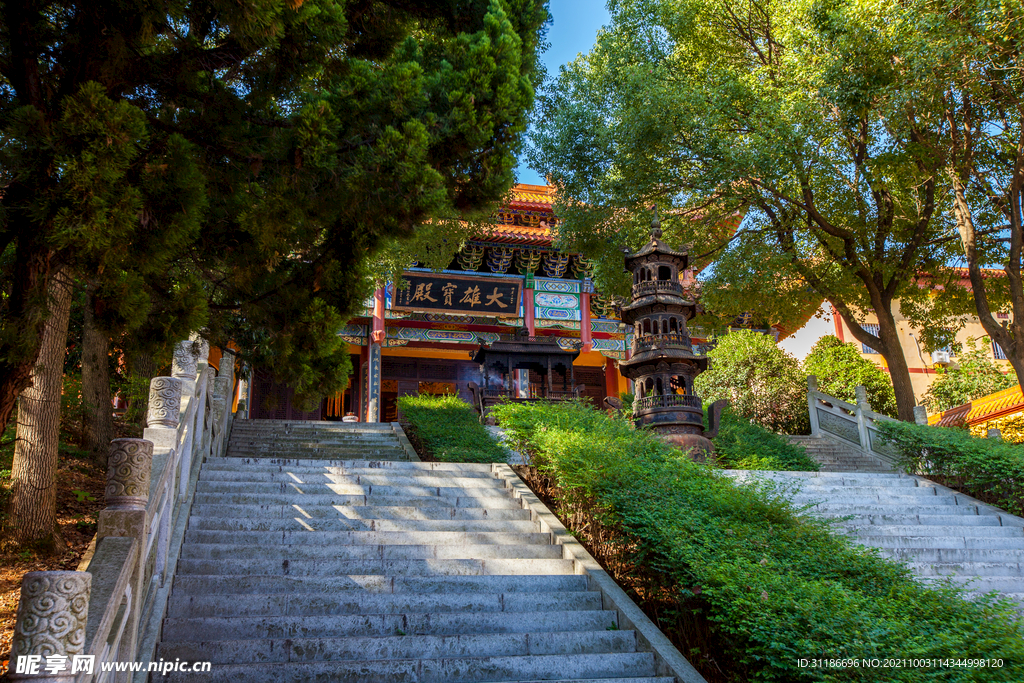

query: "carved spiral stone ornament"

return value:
[147, 376, 183, 429]
[105, 439, 154, 510]
[10, 571, 90, 676]
[171, 340, 199, 380]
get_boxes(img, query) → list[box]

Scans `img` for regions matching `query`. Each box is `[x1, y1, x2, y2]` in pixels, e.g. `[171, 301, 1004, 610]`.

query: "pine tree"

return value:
[1, 0, 548, 543]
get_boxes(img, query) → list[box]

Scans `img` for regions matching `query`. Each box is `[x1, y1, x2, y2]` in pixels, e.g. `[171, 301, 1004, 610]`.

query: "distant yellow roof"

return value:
[929, 384, 1024, 427]
[509, 184, 556, 209]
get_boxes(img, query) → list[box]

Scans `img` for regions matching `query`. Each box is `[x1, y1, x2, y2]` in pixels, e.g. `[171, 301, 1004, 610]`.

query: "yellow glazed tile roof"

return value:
[929, 384, 1024, 427]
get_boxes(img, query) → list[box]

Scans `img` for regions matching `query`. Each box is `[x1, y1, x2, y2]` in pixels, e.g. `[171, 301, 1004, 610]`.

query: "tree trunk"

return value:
[6, 267, 74, 550]
[876, 318, 919, 423]
[0, 234, 53, 430]
[951, 171, 1024, 392]
[832, 299, 919, 421]
[81, 287, 113, 461]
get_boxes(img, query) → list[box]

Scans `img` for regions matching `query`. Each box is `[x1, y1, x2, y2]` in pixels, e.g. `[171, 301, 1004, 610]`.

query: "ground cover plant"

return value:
[712, 408, 819, 472]
[878, 421, 1024, 517]
[397, 394, 507, 463]
[492, 400, 1024, 682]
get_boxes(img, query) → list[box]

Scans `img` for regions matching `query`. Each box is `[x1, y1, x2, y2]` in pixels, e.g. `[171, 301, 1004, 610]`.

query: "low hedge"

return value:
[396, 394, 507, 463]
[877, 420, 1024, 517]
[492, 400, 1024, 682]
[712, 407, 820, 471]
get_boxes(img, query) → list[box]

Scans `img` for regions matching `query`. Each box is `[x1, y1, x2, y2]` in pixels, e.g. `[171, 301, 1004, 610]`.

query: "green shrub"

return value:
[802, 335, 898, 417]
[695, 329, 809, 435]
[492, 400, 1024, 682]
[397, 394, 507, 463]
[712, 408, 820, 471]
[878, 420, 1024, 516]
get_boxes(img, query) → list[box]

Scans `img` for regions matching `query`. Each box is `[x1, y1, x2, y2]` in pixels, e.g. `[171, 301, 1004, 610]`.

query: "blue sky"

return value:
[516, 1, 611, 185]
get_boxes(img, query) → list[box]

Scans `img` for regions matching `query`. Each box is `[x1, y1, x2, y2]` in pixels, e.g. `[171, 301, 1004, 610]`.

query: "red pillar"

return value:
[604, 358, 618, 399]
[580, 287, 592, 353]
[371, 287, 385, 344]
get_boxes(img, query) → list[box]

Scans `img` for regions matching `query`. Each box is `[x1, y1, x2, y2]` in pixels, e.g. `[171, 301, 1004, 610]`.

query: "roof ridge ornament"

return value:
[650, 206, 662, 239]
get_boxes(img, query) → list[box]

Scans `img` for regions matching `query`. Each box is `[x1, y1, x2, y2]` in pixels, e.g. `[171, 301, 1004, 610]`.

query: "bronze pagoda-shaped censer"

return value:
[617, 212, 724, 460]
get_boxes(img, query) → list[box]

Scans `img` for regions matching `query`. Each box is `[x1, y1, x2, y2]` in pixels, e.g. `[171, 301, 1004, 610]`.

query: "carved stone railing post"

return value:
[146, 377, 182, 430]
[170, 341, 199, 382]
[218, 350, 234, 381]
[9, 571, 91, 681]
[103, 439, 154, 512]
[98, 439, 153, 670]
[913, 405, 929, 426]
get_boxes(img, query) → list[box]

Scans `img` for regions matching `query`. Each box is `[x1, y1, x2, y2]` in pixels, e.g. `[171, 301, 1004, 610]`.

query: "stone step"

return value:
[192, 493, 524, 508]
[206, 457, 488, 470]
[859, 536, 1024, 550]
[201, 463, 496, 478]
[727, 474, 915, 487]
[179, 543, 564, 562]
[789, 486, 941, 496]
[170, 574, 591, 597]
[880, 548, 1024, 564]
[159, 652, 659, 683]
[847, 525, 1023, 538]
[184, 528, 545, 544]
[174, 557, 578, 577]
[167, 590, 604, 619]
[199, 473, 503, 487]
[226, 440, 401, 446]
[789, 494, 957, 506]
[904, 562, 1023, 577]
[189, 505, 532, 522]
[196, 482, 509, 498]
[225, 451, 412, 461]
[160, 610, 622, 642]
[818, 514, 1003, 526]
[919, 575, 1024, 592]
[157, 630, 638, 663]
[805, 504, 983, 516]
[225, 446, 408, 455]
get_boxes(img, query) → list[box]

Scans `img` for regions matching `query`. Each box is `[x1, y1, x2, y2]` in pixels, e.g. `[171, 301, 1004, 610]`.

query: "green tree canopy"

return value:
[803, 335, 897, 417]
[922, 338, 1016, 413]
[529, 0, 967, 421]
[693, 329, 808, 434]
[0, 0, 549, 425]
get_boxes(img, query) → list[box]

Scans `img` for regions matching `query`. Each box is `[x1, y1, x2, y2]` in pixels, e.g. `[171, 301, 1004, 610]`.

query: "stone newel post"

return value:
[170, 341, 199, 381]
[9, 571, 91, 681]
[103, 439, 154, 511]
[146, 377, 182, 430]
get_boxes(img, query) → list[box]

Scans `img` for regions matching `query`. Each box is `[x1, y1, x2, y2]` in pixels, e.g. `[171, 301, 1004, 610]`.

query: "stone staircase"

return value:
[787, 435, 894, 472]
[724, 470, 1024, 609]
[225, 419, 413, 460]
[154, 420, 675, 682]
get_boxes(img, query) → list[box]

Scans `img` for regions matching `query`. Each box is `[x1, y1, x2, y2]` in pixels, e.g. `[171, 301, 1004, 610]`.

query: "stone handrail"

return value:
[806, 375, 902, 467]
[9, 338, 237, 682]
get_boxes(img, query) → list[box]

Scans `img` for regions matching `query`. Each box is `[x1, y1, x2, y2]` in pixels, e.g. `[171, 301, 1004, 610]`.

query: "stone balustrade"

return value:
[9, 339, 237, 682]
